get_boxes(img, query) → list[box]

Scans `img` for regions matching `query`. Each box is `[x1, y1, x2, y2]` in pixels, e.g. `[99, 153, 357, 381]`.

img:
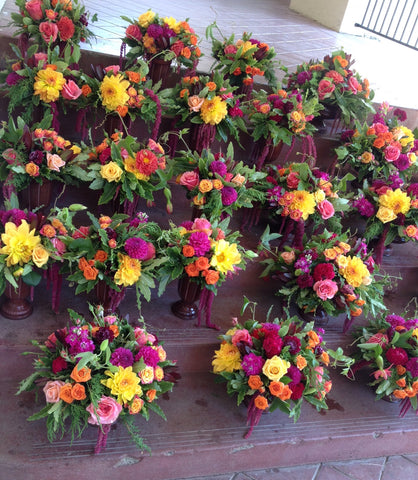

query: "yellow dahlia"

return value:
[339, 256, 370, 288]
[210, 239, 241, 275]
[114, 253, 141, 286]
[34, 67, 65, 103]
[101, 366, 142, 404]
[212, 343, 242, 373]
[0, 220, 41, 267]
[200, 96, 227, 125]
[100, 74, 130, 112]
[138, 10, 155, 28]
[290, 190, 316, 220]
[379, 188, 411, 215]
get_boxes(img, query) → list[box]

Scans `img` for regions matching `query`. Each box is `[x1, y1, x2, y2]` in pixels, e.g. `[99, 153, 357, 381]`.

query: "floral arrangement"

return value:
[206, 22, 279, 88]
[167, 72, 246, 153]
[10, 0, 97, 53]
[0, 203, 58, 295]
[0, 114, 82, 195]
[17, 305, 176, 453]
[122, 10, 202, 73]
[47, 206, 164, 310]
[174, 143, 267, 220]
[285, 49, 374, 125]
[86, 133, 173, 215]
[212, 298, 353, 437]
[335, 103, 417, 184]
[350, 310, 418, 416]
[259, 228, 387, 330]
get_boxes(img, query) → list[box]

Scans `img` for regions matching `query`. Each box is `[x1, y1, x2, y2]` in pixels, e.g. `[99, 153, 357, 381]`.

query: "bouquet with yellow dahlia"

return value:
[122, 10, 202, 74]
[17, 304, 176, 453]
[212, 298, 352, 438]
[336, 103, 417, 184]
[86, 133, 173, 217]
[285, 49, 374, 126]
[350, 175, 418, 265]
[350, 309, 418, 416]
[10, 0, 96, 54]
[174, 143, 266, 221]
[259, 228, 387, 332]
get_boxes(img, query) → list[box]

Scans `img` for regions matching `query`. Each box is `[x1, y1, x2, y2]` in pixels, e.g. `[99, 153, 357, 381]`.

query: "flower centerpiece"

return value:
[157, 216, 257, 329]
[166, 72, 246, 154]
[86, 133, 173, 217]
[259, 228, 387, 332]
[48, 205, 164, 313]
[17, 305, 176, 453]
[174, 142, 267, 221]
[122, 10, 202, 78]
[0, 114, 82, 203]
[350, 175, 418, 265]
[212, 298, 353, 438]
[350, 310, 418, 416]
[285, 49, 374, 127]
[10, 0, 97, 54]
[242, 87, 322, 169]
[335, 103, 417, 185]
[206, 22, 280, 93]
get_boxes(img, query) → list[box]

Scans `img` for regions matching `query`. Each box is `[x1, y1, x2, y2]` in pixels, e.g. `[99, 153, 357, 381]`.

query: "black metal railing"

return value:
[355, 0, 418, 51]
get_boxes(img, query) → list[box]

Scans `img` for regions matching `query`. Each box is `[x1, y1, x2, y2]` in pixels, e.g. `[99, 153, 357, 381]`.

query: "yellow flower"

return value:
[101, 366, 142, 404]
[100, 161, 123, 182]
[379, 188, 411, 215]
[237, 40, 255, 56]
[100, 74, 130, 112]
[200, 96, 228, 125]
[129, 396, 144, 414]
[290, 190, 316, 220]
[138, 10, 156, 28]
[210, 239, 241, 275]
[376, 206, 397, 224]
[32, 245, 49, 268]
[262, 356, 290, 381]
[114, 253, 141, 286]
[313, 189, 326, 203]
[339, 256, 370, 288]
[124, 156, 150, 180]
[34, 67, 65, 103]
[212, 343, 242, 373]
[163, 16, 180, 33]
[138, 365, 155, 384]
[70, 145, 81, 155]
[0, 220, 41, 266]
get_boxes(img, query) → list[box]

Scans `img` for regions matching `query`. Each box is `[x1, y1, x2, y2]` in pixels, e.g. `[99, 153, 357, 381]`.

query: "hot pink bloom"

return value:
[384, 145, 401, 162]
[317, 199, 335, 219]
[86, 396, 122, 425]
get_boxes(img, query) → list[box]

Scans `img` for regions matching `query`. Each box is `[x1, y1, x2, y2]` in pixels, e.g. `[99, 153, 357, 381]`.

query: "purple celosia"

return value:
[129, 212, 148, 228]
[341, 130, 355, 142]
[297, 273, 314, 288]
[221, 186, 238, 206]
[6, 72, 23, 85]
[393, 108, 407, 122]
[387, 173, 404, 189]
[385, 314, 405, 327]
[407, 183, 418, 198]
[209, 160, 228, 177]
[296, 70, 312, 85]
[147, 24, 163, 39]
[263, 335, 283, 358]
[125, 237, 148, 260]
[110, 347, 134, 367]
[406, 358, 418, 378]
[241, 352, 265, 376]
[135, 345, 160, 367]
[393, 153, 411, 171]
[352, 197, 375, 218]
[28, 150, 44, 165]
[283, 335, 301, 355]
[0, 208, 29, 226]
[312, 169, 329, 181]
[188, 231, 211, 256]
[405, 319, 418, 329]
[180, 221, 194, 230]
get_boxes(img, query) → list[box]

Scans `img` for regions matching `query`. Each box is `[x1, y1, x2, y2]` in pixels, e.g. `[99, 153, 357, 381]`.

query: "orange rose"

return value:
[81, 84, 92, 96]
[109, 324, 119, 338]
[78, 257, 89, 271]
[393, 389, 407, 399]
[70, 366, 91, 383]
[195, 256, 210, 271]
[116, 105, 128, 117]
[278, 384, 292, 401]
[202, 269, 219, 285]
[199, 179, 213, 193]
[146, 389, 157, 402]
[397, 365, 407, 375]
[248, 375, 263, 390]
[59, 383, 74, 404]
[25, 162, 40, 177]
[205, 81, 216, 91]
[182, 245, 195, 257]
[350, 307, 363, 317]
[185, 262, 199, 277]
[296, 355, 307, 370]
[254, 395, 269, 410]
[212, 179, 223, 190]
[320, 352, 330, 365]
[269, 381, 285, 397]
[126, 71, 140, 83]
[40, 224, 57, 238]
[94, 250, 108, 262]
[83, 265, 99, 281]
[181, 47, 191, 59]
[188, 95, 204, 112]
[396, 378, 406, 388]
[71, 383, 86, 401]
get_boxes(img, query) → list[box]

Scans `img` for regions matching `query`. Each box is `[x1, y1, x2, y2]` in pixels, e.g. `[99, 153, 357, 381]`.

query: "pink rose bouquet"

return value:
[17, 305, 177, 453]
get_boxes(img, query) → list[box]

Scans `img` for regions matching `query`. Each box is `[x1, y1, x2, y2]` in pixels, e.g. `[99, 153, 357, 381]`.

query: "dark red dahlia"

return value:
[385, 347, 409, 365]
[313, 263, 335, 281]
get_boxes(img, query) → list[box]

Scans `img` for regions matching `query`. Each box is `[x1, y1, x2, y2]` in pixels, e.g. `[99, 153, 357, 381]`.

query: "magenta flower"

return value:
[241, 353, 264, 376]
[263, 335, 283, 358]
[385, 347, 409, 365]
[209, 160, 227, 177]
[110, 347, 134, 367]
[189, 231, 211, 256]
[125, 237, 149, 260]
[135, 346, 160, 367]
[221, 186, 238, 206]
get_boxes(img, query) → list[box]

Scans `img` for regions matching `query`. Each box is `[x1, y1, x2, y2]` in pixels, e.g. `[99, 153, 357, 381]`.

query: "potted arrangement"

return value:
[212, 298, 353, 438]
[17, 305, 176, 453]
[259, 228, 387, 331]
[121, 10, 202, 86]
[350, 310, 418, 416]
[157, 216, 257, 329]
[174, 142, 267, 221]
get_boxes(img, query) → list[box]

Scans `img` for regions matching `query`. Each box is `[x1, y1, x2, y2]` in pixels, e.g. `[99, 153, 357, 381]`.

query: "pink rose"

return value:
[143, 242, 155, 261]
[373, 122, 389, 134]
[224, 173, 233, 182]
[25, 0, 43, 21]
[313, 279, 338, 300]
[104, 315, 117, 324]
[43, 380, 65, 403]
[39, 22, 58, 43]
[286, 172, 299, 189]
[192, 218, 212, 235]
[86, 396, 122, 425]
[348, 76, 361, 94]
[179, 171, 199, 190]
[317, 79, 335, 100]
[104, 65, 120, 75]
[62, 79, 82, 100]
[224, 44, 237, 58]
[317, 199, 335, 219]
[125, 24, 142, 42]
[134, 327, 156, 346]
[384, 145, 401, 162]
[147, 139, 164, 154]
[33, 52, 48, 66]
[2, 148, 17, 164]
[51, 237, 66, 256]
[231, 329, 253, 347]
[47, 152, 66, 172]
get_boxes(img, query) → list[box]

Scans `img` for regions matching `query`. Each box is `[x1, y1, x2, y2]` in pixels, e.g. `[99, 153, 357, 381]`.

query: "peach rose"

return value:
[188, 95, 204, 112]
[199, 179, 213, 193]
[47, 153, 66, 172]
[86, 396, 122, 425]
[179, 171, 199, 190]
[32, 245, 49, 267]
[231, 174, 246, 186]
[280, 250, 295, 264]
[43, 380, 65, 403]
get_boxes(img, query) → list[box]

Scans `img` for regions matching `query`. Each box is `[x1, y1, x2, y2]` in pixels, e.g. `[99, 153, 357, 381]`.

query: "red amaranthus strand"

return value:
[373, 224, 390, 266]
[196, 287, 218, 329]
[145, 88, 161, 141]
[244, 394, 264, 439]
[255, 136, 273, 171]
[94, 424, 111, 454]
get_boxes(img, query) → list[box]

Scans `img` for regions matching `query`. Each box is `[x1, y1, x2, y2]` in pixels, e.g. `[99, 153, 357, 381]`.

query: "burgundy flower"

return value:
[147, 24, 163, 39]
[52, 357, 68, 374]
[95, 327, 115, 345]
[263, 335, 283, 358]
[135, 345, 160, 367]
[241, 353, 265, 376]
[286, 365, 302, 387]
[313, 263, 335, 281]
[29, 150, 44, 165]
[393, 108, 407, 122]
[290, 382, 305, 400]
[296, 71, 312, 85]
[6, 72, 23, 85]
[385, 347, 409, 365]
[110, 347, 134, 367]
[352, 197, 375, 217]
[221, 186, 238, 206]
[297, 273, 314, 288]
[283, 335, 301, 354]
[125, 237, 148, 260]
[407, 183, 418, 198]
[261, 323, 280, 336]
